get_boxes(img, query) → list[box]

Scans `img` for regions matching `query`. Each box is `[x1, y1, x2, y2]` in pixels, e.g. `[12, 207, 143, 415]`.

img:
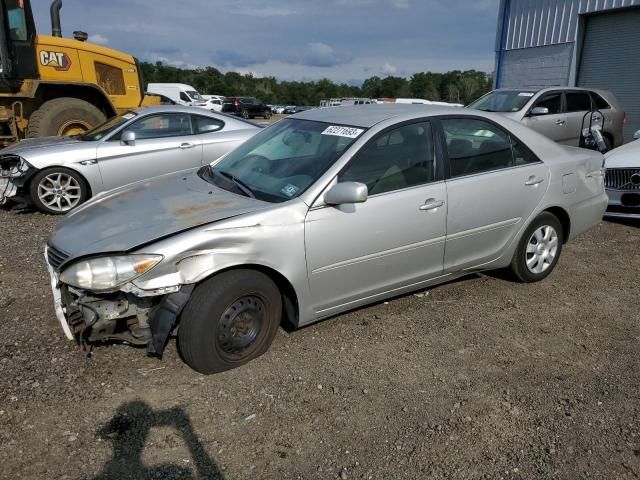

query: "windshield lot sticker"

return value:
[281, 184, 300, 197]
[322, 126, 364, 138]
[122, 113, 136, 120]
[518, 92, 535, 97]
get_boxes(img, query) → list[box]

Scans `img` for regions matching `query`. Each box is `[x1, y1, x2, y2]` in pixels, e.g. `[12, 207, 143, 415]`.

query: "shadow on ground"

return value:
[93, 400, 224, 480]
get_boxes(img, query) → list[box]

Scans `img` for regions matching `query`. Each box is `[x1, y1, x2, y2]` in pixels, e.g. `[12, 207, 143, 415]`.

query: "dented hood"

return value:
[48, 169, 270, 260]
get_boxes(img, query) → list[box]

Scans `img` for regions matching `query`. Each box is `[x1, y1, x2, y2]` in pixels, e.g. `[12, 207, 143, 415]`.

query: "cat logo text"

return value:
[39, 51, 72, 72]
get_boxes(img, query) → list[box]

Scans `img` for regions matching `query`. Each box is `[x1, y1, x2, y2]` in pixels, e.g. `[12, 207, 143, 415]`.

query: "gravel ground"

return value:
[0, 207, 638, 480]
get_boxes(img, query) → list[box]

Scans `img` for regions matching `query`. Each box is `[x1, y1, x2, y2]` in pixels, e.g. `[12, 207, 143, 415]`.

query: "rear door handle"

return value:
[179, 142, 196, 149]
[555, 120, 566, 126]
[419, 199, 445, 211]
[525, 176, 545, 186]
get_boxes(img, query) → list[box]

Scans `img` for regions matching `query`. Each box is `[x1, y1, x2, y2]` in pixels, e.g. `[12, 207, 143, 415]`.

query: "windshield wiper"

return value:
[216, 170, 255, 198]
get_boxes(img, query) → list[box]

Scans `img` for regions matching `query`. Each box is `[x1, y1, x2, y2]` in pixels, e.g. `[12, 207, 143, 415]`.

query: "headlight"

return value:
[60, 254, 163, 291]
[0, 155, 30, 178]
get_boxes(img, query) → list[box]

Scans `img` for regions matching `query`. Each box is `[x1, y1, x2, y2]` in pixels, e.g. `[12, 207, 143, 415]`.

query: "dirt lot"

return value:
[0, 208, 638, 480]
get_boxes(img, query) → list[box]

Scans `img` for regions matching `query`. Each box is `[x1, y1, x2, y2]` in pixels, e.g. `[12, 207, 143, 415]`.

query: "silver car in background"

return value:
[0, 106, 260, 214]
[44, 105, 607, 374]
[468, 87, 625, 150]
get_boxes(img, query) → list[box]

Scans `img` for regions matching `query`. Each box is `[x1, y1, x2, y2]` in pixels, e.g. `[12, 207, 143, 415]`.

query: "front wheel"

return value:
[178, 270, 282, 374]
[264, 110, 272, 119]
[509, 212, 563, 283]
[241, 109, 249, 119]
[30, 167, 89, 214]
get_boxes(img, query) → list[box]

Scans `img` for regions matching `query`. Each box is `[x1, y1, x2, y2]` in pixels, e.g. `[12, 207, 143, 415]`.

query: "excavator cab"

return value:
[0, 0, 38, 93]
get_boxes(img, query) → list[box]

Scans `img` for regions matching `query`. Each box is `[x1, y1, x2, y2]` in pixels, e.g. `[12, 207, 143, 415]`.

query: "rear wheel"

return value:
[178, 270, 282, 374]
[241, 109, 249, 119]
[27, 98, 106, 138]
[30, 167, 90, 214]
[264, 110, 272, 119]
[509, 212, 563, 283]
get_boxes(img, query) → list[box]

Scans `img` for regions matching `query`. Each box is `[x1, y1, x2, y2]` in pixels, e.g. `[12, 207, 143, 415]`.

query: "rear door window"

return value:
[566, 92, 592, 112]
[442, 118, 514, 177]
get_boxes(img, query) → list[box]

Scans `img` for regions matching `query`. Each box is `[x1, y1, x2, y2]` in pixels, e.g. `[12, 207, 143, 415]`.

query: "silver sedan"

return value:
[45, 105, 608, 373]
[0, 106, 260, 214]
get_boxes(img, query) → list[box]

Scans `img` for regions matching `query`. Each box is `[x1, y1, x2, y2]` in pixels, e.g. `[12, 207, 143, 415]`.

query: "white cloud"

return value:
[146, 54, 203, 71]
[309, 42, 334, 57]
[382, 62, 397, 74]
[87, 33, 109, 45]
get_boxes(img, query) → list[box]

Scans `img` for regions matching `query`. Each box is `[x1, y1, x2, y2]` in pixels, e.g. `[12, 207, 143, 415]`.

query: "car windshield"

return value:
[201, 118, 365, 203]
[468, 90, 536, 112]
[79, 112, 137, 141]
[187, 90, 203, 101]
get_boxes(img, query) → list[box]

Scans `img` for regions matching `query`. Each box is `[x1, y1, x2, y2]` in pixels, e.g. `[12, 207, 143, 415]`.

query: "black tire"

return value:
[27, 98, 106, 138]
[30, 167, 90, 215]
[241, 109, 249, 119]
[178, 270, 282, 374]
[510, 212, 563, 283]
[263, 110, 272, 120]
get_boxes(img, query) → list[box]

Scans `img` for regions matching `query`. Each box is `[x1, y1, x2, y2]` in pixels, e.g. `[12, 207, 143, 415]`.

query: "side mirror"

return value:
[324, 182, 368, 206]
[634, 130, 640, 141]
[530, 106, 550, 116]
[121, 130, 136, 146]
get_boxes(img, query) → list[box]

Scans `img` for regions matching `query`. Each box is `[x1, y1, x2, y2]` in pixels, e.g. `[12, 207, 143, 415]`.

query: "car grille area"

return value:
[605, 168, 640, 190]
[47, 244, 70, 271]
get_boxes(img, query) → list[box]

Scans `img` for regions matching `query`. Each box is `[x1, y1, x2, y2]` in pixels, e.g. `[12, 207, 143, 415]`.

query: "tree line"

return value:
[140, 62, 492, 107]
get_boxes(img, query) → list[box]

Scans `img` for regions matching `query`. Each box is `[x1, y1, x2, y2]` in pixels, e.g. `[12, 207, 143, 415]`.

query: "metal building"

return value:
[494, 0, 640, 142]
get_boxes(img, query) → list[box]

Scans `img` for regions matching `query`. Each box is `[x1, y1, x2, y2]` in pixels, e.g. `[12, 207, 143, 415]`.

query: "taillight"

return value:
[623, 112, 627, 124]
[235, 99, 240, 106]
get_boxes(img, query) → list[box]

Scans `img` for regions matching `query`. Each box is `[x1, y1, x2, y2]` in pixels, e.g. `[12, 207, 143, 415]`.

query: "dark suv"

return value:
[222, 97, 272, 119]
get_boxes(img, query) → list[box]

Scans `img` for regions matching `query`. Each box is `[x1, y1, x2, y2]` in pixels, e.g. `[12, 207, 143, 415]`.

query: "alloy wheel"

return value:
[37, 172, 82, 212]
[525, 225, 559, 274]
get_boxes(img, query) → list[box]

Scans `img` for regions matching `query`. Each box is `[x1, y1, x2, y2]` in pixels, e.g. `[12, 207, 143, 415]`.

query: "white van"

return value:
[147, 83, 205, 106]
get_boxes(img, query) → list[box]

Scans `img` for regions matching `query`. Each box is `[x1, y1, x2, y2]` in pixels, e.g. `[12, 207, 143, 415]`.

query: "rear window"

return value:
[592, 93, 611, 110]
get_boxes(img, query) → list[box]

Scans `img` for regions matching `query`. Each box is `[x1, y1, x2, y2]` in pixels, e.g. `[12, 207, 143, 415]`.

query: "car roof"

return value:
[291, 104, 465, 128]
[495, 86, 610, 94]
[133, 105, 225, 116]
[130, 105, 261, 128]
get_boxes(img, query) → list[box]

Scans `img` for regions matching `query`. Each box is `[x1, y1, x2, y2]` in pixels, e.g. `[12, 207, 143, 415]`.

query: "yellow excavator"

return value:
[0, 0, 157, 145]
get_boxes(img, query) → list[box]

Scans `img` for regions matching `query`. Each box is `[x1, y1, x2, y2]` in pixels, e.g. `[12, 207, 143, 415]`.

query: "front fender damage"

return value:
[62, 284, 194, 359]
[148, 284, 194, 358]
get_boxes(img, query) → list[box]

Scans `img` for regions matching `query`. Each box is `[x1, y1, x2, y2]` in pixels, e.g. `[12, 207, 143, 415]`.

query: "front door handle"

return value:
[525, 176, 545, 186]
[419, 199, 445, 211]
[555, 119, 566, 126]
[179, 142, 196, 149]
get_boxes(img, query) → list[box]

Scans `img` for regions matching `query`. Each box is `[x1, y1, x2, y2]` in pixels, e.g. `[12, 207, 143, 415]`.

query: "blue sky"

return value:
[33, 0, 500, 84]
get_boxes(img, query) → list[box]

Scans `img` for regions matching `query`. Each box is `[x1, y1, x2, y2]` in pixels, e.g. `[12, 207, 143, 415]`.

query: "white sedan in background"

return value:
[603, 130, 640, 219]
[200, 96, 225, 112]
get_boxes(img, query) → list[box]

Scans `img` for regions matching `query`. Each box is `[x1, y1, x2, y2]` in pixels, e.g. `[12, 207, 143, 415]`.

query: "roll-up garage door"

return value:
[577, 8, 640, 143]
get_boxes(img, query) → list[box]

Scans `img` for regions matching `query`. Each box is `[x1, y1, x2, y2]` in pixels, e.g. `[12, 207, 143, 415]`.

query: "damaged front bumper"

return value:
[0, 155, 32, 205]
[45, 250, 194, 357]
